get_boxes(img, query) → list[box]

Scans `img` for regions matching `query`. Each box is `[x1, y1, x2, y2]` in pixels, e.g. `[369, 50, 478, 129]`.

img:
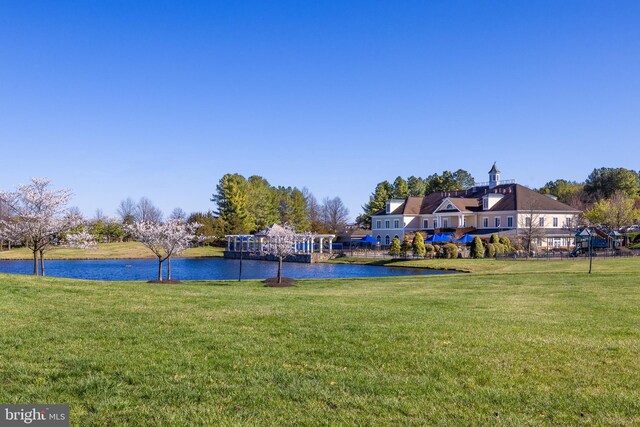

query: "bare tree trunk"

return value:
[39, 250, 45, 276]
[167, 258, 171, 281]
[157, 258, 163, 282]
[33, 249, 39, 276]
[278, 256, 283, 284]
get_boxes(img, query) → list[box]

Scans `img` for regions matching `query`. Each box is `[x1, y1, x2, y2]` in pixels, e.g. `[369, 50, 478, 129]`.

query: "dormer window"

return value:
[483, 198, 488, 210]
[386, 202, 391, 214]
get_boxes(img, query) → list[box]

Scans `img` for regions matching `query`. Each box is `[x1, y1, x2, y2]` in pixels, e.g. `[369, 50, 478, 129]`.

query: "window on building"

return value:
[565, 217, 572, 228]
[433, 219, 438, 229]
[553, 217, 558, 227]
[423, 219, 429, 229]
[443, 219, 448, 228]
[394, 219, 399, 229]
[386, 202, 391, 214]
[385, 220, 390, 229]
[495, 217, 501, 228]
[539, 217, 545, 227]
[525, 217, 531, 227]
[376, 235, 381, 242]
[463, 218, 468, 227]
[483, 217, 489, 228]
[385, 235, 390, 245]
[507, 216, 513, 228]
[376, 220, 381, 229]
[483, 198, 488, 210]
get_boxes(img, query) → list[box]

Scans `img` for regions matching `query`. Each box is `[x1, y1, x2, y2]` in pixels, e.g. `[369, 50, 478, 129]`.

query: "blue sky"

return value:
[1, 1, 639, 220]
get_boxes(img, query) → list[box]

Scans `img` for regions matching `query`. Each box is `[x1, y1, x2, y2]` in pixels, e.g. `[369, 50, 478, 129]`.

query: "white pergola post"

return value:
[227, 237, 231, 251]
[329, 237, 333, 254]
[319, 237, 324, 253]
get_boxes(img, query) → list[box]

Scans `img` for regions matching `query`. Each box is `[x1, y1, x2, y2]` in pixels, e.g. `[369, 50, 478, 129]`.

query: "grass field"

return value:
[0, 258, 639, 425]
[0, 242, 224, 260]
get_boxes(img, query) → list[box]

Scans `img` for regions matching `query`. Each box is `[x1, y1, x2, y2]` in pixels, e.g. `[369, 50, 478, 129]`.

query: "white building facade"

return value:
[371, 164, 581, 248]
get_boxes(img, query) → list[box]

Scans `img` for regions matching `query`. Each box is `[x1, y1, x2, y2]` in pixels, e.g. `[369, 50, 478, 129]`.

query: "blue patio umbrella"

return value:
[425, 233, 452, 243]
[358, 235, 379, 244]
[455, 234, 474, 243]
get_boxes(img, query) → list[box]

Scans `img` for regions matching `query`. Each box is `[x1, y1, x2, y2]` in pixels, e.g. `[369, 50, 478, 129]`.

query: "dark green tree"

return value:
[276, 187, 310, 232]
[424, 169, 474, 194]
[357, 181, 393, 228]
[584, 167, 640, 200]
[392, 176, 409, 199]
[407, 176, 426, 196]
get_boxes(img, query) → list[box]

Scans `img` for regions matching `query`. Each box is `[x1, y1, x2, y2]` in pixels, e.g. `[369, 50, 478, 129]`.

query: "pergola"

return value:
[225, 226, 335, 255]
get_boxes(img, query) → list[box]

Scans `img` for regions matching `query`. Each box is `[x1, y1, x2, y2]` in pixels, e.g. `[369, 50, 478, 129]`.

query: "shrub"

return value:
[424, 244, 435, 258]
[485, 243, 496, 258]
[499, 237, 512, 250]
[493, 243, 505, 256]
[400, 236, 411, 257]
[412, 233, 426, 258]
[389, 237, 401, 257]
[470, 236, 484, 259]
[443, 243, 458, 259]
[490, 234, 500, 244]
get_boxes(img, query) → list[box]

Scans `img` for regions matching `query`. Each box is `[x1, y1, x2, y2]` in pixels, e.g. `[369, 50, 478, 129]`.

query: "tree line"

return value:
[538, 167, 640, 230]
[357, 169, 475, 228]
[212, 173, 349, 235]
[356, 167, 640, 230]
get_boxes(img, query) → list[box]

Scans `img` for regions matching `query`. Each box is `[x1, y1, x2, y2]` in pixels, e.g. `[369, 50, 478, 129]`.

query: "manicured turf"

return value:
[0, 242, 224, 260]
[0, 258, 639, 425]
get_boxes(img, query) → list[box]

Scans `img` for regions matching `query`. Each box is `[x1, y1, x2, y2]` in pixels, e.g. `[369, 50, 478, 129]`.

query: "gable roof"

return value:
[372, 183, 579, 217]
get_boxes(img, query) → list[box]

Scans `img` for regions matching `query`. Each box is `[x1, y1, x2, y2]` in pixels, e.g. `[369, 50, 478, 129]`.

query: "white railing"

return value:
[472, 179, 516, 187]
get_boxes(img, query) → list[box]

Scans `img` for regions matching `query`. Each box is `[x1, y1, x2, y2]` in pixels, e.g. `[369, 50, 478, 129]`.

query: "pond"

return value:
[0, 258, 454, 281]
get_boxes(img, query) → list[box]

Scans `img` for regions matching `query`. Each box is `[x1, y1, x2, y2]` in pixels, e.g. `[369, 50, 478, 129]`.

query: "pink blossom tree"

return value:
[262, 223, 299, 284]
[126, 220, 202, 281]
[0, 178, 81, 276]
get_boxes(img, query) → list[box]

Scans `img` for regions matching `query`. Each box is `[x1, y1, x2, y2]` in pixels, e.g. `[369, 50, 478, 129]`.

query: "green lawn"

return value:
[0, 259, 639, 425]
[0, 242, 224, 260]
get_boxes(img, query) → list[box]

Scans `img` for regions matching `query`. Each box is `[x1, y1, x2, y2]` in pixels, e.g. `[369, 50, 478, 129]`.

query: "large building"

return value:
[371, 164, 581, 249]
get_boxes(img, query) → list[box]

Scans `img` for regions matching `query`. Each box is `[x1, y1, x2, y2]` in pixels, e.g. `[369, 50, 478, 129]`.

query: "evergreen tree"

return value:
[276, 187, 310, 232]
[470, 236, 484, 259]
[407, 176, 426, 196]
[490, 234, 499, 244]
[358, 181, 393, 228]
[392, 176, 409, 199]
[389, 237, 401, 257]
[247, 175, 279, 231]
[584, 167, 640, 200]
[412, 232, 426, 257]
[212, 173, 253, 234]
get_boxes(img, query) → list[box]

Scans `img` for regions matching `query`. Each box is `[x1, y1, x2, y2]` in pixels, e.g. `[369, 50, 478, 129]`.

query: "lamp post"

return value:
[238, 236, 243, 282]
[588, 228, 593, 275]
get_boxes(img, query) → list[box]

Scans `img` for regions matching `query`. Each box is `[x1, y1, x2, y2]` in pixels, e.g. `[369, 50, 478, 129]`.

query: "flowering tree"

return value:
[262, 223, 298, 284]
[126, 220, 202, 281]
[64, 229, 97, 250]
[0, 178, 81, 276]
